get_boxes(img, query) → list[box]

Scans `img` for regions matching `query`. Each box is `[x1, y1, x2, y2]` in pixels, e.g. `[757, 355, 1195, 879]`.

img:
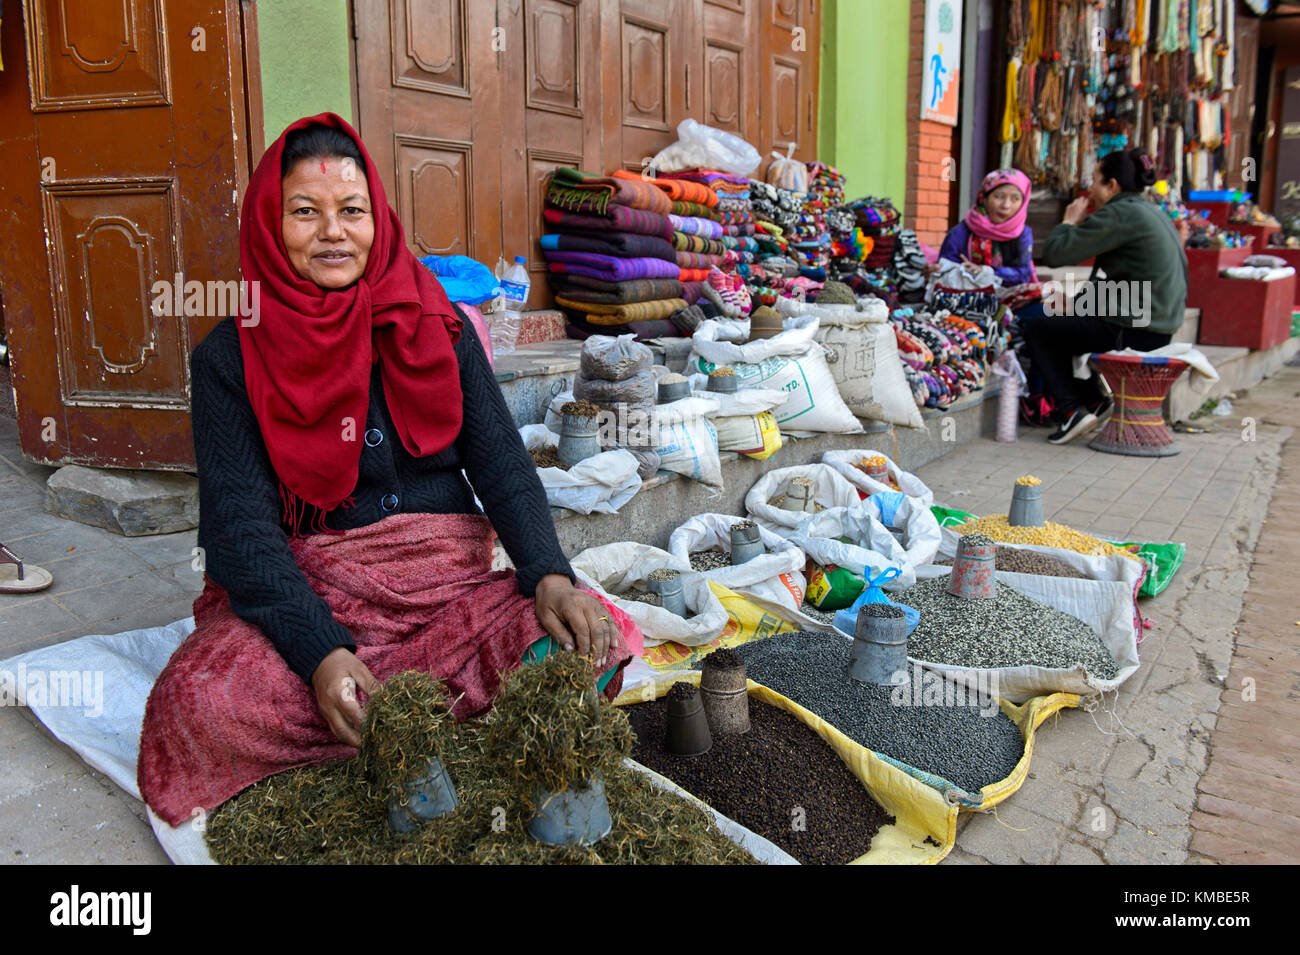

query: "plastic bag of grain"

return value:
[685, 317, 864, 434]
[667, 513, 807, 612]
[570, 543, 729, 648]
[579, 333, 652, 381]
[788, 502, 916, 591]
[681, 380, 787, 457]
[517, 424, 642, 514]
[743, 463, 861, 537]
[821, 449, 935, 506]
[652, 395, 723, 490]
[777, 297, 925, 430]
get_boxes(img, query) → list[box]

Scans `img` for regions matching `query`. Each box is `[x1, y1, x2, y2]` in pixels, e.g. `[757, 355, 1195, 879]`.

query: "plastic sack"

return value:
[859, 491, 942, 569]
[418, 254, 502, 305]
[574, 370, 656, 407]
[766, 144, 808, 193]
[649, 118, 761, 177]
[778, 299, 924, 429]
[684, 382, 787, 456]
[579, 334, 653, 382]
[667, 513, 807, 613]
[831, 568, 921, 636]
[743, 463, 862, 537]
[805, 562, 867, 610]
[821, 449, 935, 506]
[518, 425, 642, 514]
[789, 503, 916, 591]
[457, 303, 494, 369]
[686, 317, 863, 435]
[569, 543, 729, 648]
[908, 563, 1141, 703]
[927, 258, 1000, 294]
[615, 673, 958, 864]
[652, 396, 723, 489]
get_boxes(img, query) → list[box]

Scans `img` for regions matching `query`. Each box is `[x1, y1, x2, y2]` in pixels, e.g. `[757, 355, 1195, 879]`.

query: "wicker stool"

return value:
[1087, 353, 1190, 457]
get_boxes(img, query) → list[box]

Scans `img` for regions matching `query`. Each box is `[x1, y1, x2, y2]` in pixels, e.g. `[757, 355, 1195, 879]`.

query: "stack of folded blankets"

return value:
[542, 168, 689, 339]
[662, 169, 750, 284]
[889, 306, 987, 410]
[848, 196, 901, 271]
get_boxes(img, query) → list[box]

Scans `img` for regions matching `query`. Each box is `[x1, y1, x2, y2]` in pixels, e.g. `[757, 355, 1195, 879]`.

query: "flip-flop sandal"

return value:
[0, 542, 54, 594]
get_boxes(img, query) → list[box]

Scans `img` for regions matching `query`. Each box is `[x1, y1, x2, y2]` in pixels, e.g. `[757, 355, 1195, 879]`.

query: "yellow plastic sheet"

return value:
[636, 581, 804, 672]
[614, 672, 958, 864]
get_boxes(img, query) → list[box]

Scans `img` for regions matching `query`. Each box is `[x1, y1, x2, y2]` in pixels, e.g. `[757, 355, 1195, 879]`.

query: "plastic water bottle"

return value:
[500, 255, 531, 311]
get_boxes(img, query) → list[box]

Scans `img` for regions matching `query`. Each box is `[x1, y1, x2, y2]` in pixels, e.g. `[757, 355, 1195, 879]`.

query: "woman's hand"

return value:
[311, 647, 380, 747]
[1063, 196, 1091, 226]
[534, 573, 617, 664]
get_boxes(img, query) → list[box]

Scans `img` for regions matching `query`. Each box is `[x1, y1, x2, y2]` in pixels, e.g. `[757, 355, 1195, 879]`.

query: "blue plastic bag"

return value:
[833, 567, 920, 636]
[418, 255, 502, 306]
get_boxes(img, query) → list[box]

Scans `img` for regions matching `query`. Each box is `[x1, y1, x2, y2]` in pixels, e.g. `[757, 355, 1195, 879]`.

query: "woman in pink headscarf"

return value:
[938, 169, 1038, 286]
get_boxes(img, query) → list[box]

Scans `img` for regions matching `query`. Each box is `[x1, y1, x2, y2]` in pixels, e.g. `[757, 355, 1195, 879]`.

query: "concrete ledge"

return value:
[1168, 336, 1299, 422]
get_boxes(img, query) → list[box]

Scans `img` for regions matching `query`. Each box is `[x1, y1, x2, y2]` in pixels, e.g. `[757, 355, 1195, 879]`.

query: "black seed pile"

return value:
[800, 601, 837, 626]
[690, 550, 733, 572]
[729, 631, 1024, 793]
[899, 577, 1118, 677]
[626, 694, 896, 864]
[935, 547, 1088, 579]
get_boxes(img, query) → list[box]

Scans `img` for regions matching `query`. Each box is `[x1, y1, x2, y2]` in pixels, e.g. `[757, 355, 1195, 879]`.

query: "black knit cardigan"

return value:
[189, 314, 573, 683]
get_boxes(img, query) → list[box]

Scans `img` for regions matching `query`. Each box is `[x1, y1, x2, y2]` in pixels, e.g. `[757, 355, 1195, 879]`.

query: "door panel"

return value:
[759, 0, 818, 176]
[0, 0, 249, 469]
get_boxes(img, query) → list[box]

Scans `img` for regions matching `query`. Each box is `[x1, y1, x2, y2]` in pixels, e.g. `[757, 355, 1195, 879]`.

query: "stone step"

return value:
[1167, 336, 1299, 423]
[1173, 307, 1200, 345]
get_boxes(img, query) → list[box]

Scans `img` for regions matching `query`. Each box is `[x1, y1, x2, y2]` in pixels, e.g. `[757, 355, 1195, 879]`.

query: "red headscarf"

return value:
[237, 113, 463, 522]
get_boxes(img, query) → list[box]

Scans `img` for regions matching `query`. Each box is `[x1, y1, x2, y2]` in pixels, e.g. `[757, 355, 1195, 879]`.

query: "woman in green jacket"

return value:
[1023, 147, 1188, 445]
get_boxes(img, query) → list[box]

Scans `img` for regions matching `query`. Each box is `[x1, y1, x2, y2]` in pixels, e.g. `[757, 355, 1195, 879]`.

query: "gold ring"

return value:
[598, 615, 609, 622]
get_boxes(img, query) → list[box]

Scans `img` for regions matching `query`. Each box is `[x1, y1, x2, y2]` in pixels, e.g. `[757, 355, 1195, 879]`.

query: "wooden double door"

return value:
[353, 0, 820, 299]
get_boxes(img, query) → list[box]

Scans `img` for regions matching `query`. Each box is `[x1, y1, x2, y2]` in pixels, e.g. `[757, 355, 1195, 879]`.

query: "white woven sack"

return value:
[742, 463, 861, 537]
[686, 317, 863, 434]
[788, 503, 917, 591]
[667, 513, 807, 612]
[821, 448, 935, 506]
[517, 425, 641, 514]
[570, 543, 729, 648]
[652, 395, 723, 489]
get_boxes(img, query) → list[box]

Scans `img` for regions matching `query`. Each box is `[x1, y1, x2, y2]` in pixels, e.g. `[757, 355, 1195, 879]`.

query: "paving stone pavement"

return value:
[922, 365, 1298, 865]
[0, 367, 1295, 865]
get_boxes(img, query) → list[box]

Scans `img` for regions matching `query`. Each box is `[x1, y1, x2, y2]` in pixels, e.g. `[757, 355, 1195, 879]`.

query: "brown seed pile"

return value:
[648, 568, 680, 582]
[709, 367, 736, 378]
[935, 546, 1087, 579]
[561, 399, 602, 418]
[769, 495, 826, 514]
[625, 694, 895, 864]
[529, 446, 569, 470]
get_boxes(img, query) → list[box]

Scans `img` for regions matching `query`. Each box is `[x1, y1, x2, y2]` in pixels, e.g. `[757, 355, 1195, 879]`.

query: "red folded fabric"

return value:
[138, 513, 641, 826]
[613, 169, 718, 208]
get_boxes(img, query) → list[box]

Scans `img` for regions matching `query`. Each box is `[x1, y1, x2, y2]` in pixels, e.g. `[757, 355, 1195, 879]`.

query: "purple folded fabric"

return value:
[544, 250, 680, 281]
[538, 230, 677, 262]
[543, 206, 673, 242]
[669, 214, 724, 240]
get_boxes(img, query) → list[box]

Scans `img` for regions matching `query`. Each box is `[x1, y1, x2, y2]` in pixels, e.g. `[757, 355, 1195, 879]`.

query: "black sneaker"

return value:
[1047, 408, 1099, 445]
[1091, 396, 1114, 425]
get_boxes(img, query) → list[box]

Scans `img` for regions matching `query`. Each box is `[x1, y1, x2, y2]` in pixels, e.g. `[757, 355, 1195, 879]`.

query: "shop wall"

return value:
[818, 0, 911, 211]
[1259, 15, 1300, 215]
[257, 0, 354, 145]
[904, 0, 957, 249]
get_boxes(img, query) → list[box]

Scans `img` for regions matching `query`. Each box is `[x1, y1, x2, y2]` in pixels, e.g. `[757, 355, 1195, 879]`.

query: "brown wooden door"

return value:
[758, 0, 818, 177]
[0, 0, 250, 470]
[1227, 15, 1259, 192]
[353, 0, 506, 264]
[698, 1, 760, 149]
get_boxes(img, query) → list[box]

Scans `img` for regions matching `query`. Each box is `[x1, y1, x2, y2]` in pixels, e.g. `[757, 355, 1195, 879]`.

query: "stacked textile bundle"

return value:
[542, 169, 689, 338]
[789, 162, 846, 272]
[662, 169, 753, 283]
[889, 306, 988, 410]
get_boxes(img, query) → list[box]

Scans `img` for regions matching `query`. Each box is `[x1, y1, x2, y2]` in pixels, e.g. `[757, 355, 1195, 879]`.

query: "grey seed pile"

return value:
[622, 589, 662, 606]
[860, 603, 904, 619]
[690, 550, 733, 572]
[898, 577, 1118, 677]
[959, 533, 996, 548]
[935, 547, 1088, 579]
[728, 631, 1024, 793]
[800, 601, 837, 626]
[732, 519, 756, 531]
[648, 568, 680, 582]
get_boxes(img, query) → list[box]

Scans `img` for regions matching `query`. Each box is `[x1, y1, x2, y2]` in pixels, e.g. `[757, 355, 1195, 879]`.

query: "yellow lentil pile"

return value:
[1015, 475, 1042, 486]
[859, 455, 889, 469]
[954, 514, 1141, 562]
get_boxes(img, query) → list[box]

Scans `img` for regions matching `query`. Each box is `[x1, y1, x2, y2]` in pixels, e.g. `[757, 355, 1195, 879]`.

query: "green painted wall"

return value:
[257, 0, 354, 144]
[819, 0, 911, 213]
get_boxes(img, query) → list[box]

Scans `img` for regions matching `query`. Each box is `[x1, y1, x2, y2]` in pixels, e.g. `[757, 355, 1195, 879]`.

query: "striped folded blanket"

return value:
[543, 206, 673, 242]
[721, 235, 759, 252]
[724, 223, 756, 237]
[557, 296, 689, 324]
[675, 251, 726, 270]
[669, 214, 724, 239]
[546, 168, 672, 216]
[672, 232, 727, 255]
[544, 250, 680, 282]
[678, 268, 710, 282]
[549, 276, 683, 304]
[613, 169, 717, 207]
[670, 199, 721, 219]
[662, 168, 749, 191]
[539, 231, 676, 262]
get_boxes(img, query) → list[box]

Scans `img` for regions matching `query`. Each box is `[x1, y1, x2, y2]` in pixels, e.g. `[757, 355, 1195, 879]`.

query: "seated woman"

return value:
[1024, 147, 1188, 445]
[139, 114, 639, 827]
[938, 168, 1039, 290]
